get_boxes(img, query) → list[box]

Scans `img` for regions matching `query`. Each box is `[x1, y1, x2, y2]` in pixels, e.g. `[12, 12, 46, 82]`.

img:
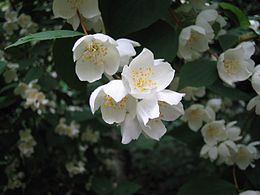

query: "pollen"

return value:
[131, 66, 156, 92]
[187, 31, 200, 46]
[206, 125, 219, 138]
[223, 59, 238, 74]
[189, 109, 203, 120]
[103, 95, 129, 110]
[83, 40, 108, 65]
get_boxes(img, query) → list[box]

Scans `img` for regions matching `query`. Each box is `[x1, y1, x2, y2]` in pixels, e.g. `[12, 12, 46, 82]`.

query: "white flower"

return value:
[239, 190, 260, 195]
[55, 118, 80, 138]
[207, 98, 222, 112]
[232, 142, 260, 170]
[226, 121, 242, 141]
[201, 120, 227, 146]
[178, 25, 209, 61]
[121, 101, 184, 144]
[90, 80, 137, 124]
[81, 127, 99, 143]
[200, 144, 218, 161]
[65, 161, 85, 177]
[247, 96, 260, 115]
[196, 9, 226, 41]
[182, 104, 215, 131]
[217, 41, 255, 86]
[180, 86, 206, 101]
[17, 14, 33, 28]
[53, 0, 101, 30]
[73, 33, 120, 82]
[116, 39, 140, 67]
[18, 129, 37, 158]
[122, 48, 175, 99]
[251, 65, 260, 95]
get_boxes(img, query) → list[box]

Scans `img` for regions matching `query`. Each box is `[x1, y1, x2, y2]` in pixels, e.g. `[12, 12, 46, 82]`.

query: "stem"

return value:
[169, 9, 181, 27]
[232, 166, 239, 191]
[77, 10, 88, 35]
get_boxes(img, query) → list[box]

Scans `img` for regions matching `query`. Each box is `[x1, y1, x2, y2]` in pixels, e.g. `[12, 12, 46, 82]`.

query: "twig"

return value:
[169, 8, 181, 27]
[77, 10, 88, 35]
[232, 165, 239, 191]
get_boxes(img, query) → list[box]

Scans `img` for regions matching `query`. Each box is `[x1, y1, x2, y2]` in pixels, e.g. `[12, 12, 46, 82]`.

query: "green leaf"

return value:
[129, 20, 178, 62]
[178, 177, 237, 195]
[23, 67, 44, 83]
[179, 59, 218, 89]
[53, 37, 87, 90]
[207, 79, 253, 101]
[219, 3, 250, 28]
[0, 96, 17, 109]
[218, 34, 239, 51]
[5, 30, 84, 49]
[100, 0, 172, 37]
[92, 177, 113, 195]
[38, 74, 59, 90]
[66, 107, 94, 122]
[0, 61, 6, 75]
[113, 181, 140, 195]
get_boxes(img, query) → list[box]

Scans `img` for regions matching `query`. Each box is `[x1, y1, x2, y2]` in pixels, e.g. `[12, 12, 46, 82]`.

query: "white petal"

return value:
[67, 15, 80, 30]
[208, 146, 218, 161]
[151, 62, 175, 92]
[188, 118, 203, 132]
[93, 33, 118, 46]
[160, 102, 184, 121]
[75, 57, 104, 82]
[120, 116, 141, 144]
[103, 44, 120, 75]
[156, 90, 185, 105]
[141, 119, 167, 141]
[103, 80, 127, 102]
[239, 190, 260, 195]
[79, 0, 101, 19]
[53, 0, 76, 19]
[89, 85, 105, 113]
[137, 97, 160, 125]
[129, 48, 154, 70]
[101, 104, 126, 124]
[72, 35, 93, 62]
[240, 41, 255, 59]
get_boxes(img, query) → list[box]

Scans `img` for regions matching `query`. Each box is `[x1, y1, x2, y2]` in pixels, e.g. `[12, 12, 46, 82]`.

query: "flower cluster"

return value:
[14, 80, 49, 114]
[72, 33, 185, 144]
[17, 129, 37, 158]
[55, 118, 80, 138]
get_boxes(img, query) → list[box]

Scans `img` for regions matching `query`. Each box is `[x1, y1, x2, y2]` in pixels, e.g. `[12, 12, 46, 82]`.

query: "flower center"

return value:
[103, 95, 129, 110]
[223, 59, 238, 74]
[189, 109, 203, 120]
[206, 126, 219, 138]
[188, 31, 200, 46]
[67, 0, 83, 9]
[83, 40, 108, 65]
[131, 67, 156, 92]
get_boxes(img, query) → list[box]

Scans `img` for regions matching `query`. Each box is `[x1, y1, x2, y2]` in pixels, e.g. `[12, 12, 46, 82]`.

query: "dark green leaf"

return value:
[219, 3, 250, 28]
[178, 177, 237, 195]
[207, 79, 252, 101]
[66, 107, 94, 122]
[218, 34, 239, 51]
[179, 59, 218, 89]
[0, 61, 6, 75]
[0, 96, 17, 109]
[6, 30, 84, 49]
[92, 177, 113, 195]
[24, 67, 44, 83]
[129, 20, 178, 62]
[113, 181, 140, 195]
[53, 37, 87, 90]
[38, 74, 59, 90]
[100, 0, 172, 37]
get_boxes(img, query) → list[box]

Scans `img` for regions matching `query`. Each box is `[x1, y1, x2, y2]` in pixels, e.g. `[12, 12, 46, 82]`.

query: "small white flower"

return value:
[81, 127, 99, 143]
[73, 33, 120, 82]
[201, 120, 227, 146]
[226, 121, 242, 141]
[207, 98, 222, 112]
[65, 161, 85, 177]
[196, 9, 226, 41]
[247, 96, 260, 115]
[200, 144, 218, 161]
[116, 39, 140, 67]
[122, 48, 175, 99]
[239, 190, 260, 195]
[180, 86, 206, 101]
[217, 41, 255, 86]
[55, 118, 80, 138]
[18, 129, 37, 158]
[182, 104, 215, 131]
[232, 142, 260, 170]
[178, 25, 209, 61]
[90, 80, 137, 124]
[53, 0, 101, 30]
[251, 65, 260, 95]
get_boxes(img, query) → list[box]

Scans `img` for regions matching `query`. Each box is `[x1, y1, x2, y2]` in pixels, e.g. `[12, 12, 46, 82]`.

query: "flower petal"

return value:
[67, 15, 80, 30]
[101, 104, 126, 124]
[75, 57, 104, 82]
[79, 0, 101, 19]
[141, 119, 167, 141]
[89, 85, 105, 114]
[53, 0, 76, 19]
[120, 116, 141, 144]
[160, 102, 184, 121]
[103, 80, 127, 102]
[156, 89, 185, 105]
